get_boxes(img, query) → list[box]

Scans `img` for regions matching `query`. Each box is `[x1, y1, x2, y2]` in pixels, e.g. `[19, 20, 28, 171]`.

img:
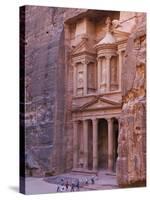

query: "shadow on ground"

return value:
[9, 186, 19, 193]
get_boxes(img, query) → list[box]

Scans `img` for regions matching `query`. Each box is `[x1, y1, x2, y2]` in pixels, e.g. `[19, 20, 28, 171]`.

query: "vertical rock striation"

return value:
[116, 13, 146, 187]
[23, 6, 87, 176]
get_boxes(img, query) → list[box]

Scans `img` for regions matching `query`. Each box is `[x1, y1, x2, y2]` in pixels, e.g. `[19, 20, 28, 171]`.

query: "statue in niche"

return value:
[105, 16, 112, 32]
[111, 65, 117, 83]
[111, 57, 117, 84]
[77, 72, 83, 88]
[76, 63, 83, 89]
[87, 63, 95, 90]
[101, 59, 106, 84]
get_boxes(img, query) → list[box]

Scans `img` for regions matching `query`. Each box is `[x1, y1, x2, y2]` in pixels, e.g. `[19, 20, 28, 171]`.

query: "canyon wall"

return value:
[21, 6, 146, 185]
[21, 6, 87, 176]
[116, 13, 146, 187]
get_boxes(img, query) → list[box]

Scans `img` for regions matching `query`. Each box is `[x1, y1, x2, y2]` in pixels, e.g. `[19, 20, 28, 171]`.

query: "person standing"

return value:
[56, 185, 60, 192]
[85, 178, 88, 185]
[60, 178, 64, 186]
[91, 177, 95, 184]
[65, 181, 69, 191]
[76, 179, 80, 191]
[71, 182, 75, 192]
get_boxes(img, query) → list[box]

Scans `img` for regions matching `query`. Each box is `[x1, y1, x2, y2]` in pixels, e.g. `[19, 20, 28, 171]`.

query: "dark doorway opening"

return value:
[112, 118, 119, 172]
[98, 119, 108, 169]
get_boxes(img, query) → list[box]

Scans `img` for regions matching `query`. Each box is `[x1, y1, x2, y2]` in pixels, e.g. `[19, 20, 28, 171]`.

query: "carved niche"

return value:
[76, 62, 84, 96]
[100, 57, 107, 92]
[87, 61, 97, 94]
[110, 56, 118, 91]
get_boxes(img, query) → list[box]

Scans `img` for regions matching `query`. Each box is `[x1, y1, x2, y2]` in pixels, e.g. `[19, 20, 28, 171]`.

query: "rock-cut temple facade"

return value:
[21, 7, 146, 187]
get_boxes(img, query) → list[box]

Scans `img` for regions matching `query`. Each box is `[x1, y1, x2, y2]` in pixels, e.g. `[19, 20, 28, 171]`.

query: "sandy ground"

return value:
[25, 170, 118, 195]
[25, 177, 57, 195]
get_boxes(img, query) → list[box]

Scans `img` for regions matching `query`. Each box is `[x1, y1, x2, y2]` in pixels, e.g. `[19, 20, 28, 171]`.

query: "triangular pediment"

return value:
[86, 99, 115, 110]
[74, 96, 121, 112]
[71, 38, 96, 56]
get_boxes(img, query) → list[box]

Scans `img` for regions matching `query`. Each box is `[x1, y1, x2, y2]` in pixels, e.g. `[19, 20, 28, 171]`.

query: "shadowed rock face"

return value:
[22, 6, 88, 176]
[116, 13, 146, 187]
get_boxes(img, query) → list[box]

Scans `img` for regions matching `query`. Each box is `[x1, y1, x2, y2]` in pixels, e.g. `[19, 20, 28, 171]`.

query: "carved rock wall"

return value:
[116, 13, 146, 187]
[23, 6, 87, 176]
[22, 6, 146, 184]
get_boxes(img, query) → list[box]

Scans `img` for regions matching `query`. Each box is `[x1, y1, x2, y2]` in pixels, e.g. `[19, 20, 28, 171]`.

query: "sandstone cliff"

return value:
[22, 6, 87, 176]
[116, 13, 146, 187]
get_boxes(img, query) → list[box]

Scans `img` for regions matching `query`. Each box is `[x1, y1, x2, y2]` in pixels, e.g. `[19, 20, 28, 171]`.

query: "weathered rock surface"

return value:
[116, 13, 146, 187]
[21, 6, 146, 186]
[22, 6, 87, 176]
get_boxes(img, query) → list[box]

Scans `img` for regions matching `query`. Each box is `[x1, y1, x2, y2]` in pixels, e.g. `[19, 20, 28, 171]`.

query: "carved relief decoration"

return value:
[87, 62, 96, 93]
[71, 16, 130, 97]
[76, 62, 84, 95]
[110, 56, 118, 91]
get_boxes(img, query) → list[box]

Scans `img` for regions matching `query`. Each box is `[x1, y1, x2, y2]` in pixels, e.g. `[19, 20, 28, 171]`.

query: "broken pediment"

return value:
[113, 29, 130, 42]
[71, 37, 96, 56]
[95, 17, 130, 48]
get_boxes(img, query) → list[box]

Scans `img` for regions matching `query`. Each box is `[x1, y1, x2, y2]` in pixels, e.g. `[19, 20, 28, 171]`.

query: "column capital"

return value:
[107, 118, 113, 124]
[114, 116, 120, 121]
[92, 118, 98, 124]
[117, 50, 122, 55]
[81, 60, 89, 65]
[97, 57, 102, 62]
[105, 55, 112, 60]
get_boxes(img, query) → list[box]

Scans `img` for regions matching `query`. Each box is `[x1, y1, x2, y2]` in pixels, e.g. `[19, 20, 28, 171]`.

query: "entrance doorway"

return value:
[97, 118, 119, 171]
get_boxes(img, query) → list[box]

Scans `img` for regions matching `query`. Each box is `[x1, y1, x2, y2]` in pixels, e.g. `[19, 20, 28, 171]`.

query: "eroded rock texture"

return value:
[21, 6, 146, 185]
[22, 6, 87, 176]
[116, 13, 146, 187]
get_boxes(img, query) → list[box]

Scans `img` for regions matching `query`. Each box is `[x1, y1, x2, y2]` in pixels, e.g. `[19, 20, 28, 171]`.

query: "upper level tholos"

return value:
[65, 10, 137, 99]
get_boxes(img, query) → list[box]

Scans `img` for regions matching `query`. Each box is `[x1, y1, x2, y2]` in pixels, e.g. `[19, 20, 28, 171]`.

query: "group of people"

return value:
[56, 177, 95, 192]
[56, 178, 80, 192]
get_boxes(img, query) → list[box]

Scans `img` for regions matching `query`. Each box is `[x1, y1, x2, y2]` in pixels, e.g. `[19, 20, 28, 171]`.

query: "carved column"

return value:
[97, 58, 101, 93]
[73, 64, 77, 96]
[107, 118, 113, 171]
[118, 51, 122, 91]
[83, 120, 88, 169]
[83, 61, 88, 95]
[92, 118, 98, 170]
[73, 120, 78, 169]
[106, 56, 111, 92]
